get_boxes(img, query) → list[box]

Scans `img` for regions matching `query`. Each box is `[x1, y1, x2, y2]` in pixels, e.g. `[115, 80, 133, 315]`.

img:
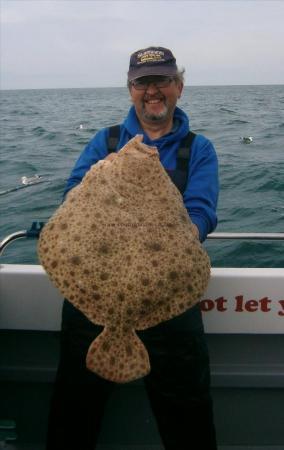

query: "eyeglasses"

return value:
[131, 76, 174, 90]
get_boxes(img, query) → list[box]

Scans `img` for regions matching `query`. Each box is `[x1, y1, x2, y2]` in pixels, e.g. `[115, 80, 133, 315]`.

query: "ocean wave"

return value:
[219, 107, 237, 114]
[31, 126, 46, 136]
[11, 109, 40, 116]
[253, 178, 284, 192]
[227, 119, 249, 125]
[46, 132, 58, 140]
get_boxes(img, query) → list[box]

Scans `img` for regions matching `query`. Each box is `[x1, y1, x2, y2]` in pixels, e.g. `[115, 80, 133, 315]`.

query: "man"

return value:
[46, 46, 219, 450]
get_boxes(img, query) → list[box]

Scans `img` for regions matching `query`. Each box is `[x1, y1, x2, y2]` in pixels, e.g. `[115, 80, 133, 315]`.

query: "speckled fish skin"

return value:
[38, 135, 211, 383]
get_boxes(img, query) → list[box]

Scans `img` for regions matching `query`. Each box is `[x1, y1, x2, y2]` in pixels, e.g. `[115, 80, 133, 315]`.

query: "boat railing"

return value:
[1, 221, 284, 257]
[0, 222, 45, 256]
[208, 232, 284, 240]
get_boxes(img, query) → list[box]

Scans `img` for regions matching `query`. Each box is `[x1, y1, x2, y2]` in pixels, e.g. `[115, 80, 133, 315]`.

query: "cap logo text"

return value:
[137, 50, 165, 65]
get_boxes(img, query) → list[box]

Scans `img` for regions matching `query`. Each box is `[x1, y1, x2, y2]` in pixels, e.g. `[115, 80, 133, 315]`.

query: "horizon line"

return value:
[1, 82, 283, 92]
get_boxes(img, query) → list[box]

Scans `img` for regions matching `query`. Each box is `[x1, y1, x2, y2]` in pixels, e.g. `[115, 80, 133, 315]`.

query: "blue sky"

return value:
[1, 0, 284, 89]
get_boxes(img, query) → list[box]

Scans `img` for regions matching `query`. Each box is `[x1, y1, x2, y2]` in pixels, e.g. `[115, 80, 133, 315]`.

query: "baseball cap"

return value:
[128, 46, 178, 81]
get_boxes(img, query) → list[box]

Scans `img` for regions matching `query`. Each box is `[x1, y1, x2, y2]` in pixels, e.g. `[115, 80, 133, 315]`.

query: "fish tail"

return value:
[86, 327, 150, 383]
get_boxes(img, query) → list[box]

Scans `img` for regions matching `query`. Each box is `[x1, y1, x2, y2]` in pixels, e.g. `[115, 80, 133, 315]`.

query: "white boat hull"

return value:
[1, 264, 283, 333]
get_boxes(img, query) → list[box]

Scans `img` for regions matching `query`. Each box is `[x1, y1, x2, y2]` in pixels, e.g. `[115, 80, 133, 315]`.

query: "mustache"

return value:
[143, 94, 165, 101]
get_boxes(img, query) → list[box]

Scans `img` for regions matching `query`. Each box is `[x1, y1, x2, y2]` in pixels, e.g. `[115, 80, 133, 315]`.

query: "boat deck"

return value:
[1, 330, 284, 449]
[1, 444, 284, 450]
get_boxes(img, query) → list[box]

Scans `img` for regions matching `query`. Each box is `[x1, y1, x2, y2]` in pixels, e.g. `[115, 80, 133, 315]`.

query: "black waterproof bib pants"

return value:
[45, 166, 217, 450]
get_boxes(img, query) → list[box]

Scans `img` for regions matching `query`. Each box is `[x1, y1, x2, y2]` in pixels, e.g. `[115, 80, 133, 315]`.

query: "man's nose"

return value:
[145, 83, 160, 94]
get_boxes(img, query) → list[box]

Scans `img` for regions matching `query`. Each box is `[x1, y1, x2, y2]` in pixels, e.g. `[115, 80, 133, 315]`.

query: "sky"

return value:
[1, 0, 284, 90]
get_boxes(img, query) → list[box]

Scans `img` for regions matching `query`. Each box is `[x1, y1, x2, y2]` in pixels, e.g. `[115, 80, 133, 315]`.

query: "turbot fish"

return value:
[38, 135, 211, 383]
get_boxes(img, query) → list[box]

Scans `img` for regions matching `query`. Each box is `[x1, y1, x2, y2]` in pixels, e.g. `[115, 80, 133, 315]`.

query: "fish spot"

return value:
[60, 223, 68, 230]
[141, 277, 150, 286]
[180, 213, 188, 223]
[102, 341, 110, 352]
[157, 299, 164, 307]
[100, 272, 109, 281]
[123, 324, 131, 332]
[142, 298, 151, 307]
[125, 345, 133, 356]
[93, 293, 101, 300]
[51, 260, 58, 269]
[168, 271, 178, 281]
[98, 243, 110, 255]
[146, 242, 162, 252]
[117, 292, 125, 302]
[70, 255, 81, 265]
[187, 284, 193, 293]
[166, 222, 175, 229]
[104, 194, 119, 206]
[172, 287, 180, 294]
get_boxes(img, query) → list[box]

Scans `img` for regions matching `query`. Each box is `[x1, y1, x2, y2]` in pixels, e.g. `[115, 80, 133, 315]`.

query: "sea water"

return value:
[0, 85, 283, 267]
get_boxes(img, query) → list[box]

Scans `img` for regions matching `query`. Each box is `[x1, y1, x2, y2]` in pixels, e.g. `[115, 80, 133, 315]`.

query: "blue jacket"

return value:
[64, 106, 219, 242]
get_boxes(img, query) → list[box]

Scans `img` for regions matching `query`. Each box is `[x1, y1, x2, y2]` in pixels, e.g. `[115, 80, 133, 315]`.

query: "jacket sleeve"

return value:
[183, 134, 219, 242]
[63, 128, 109, 198]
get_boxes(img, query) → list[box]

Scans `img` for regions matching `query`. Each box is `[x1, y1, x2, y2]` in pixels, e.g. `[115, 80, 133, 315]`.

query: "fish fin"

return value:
[86, 327, 150, 383]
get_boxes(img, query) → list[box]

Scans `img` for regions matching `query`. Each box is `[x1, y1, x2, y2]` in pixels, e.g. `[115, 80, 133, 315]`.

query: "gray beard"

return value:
[142, 105, 168, 122]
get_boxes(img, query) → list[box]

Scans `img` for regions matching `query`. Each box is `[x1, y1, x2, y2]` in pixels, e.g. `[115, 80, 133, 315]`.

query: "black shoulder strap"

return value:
[107, 125, 121, 153]
[176, 131, 196, 172]
[107, 125, 196, 173]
